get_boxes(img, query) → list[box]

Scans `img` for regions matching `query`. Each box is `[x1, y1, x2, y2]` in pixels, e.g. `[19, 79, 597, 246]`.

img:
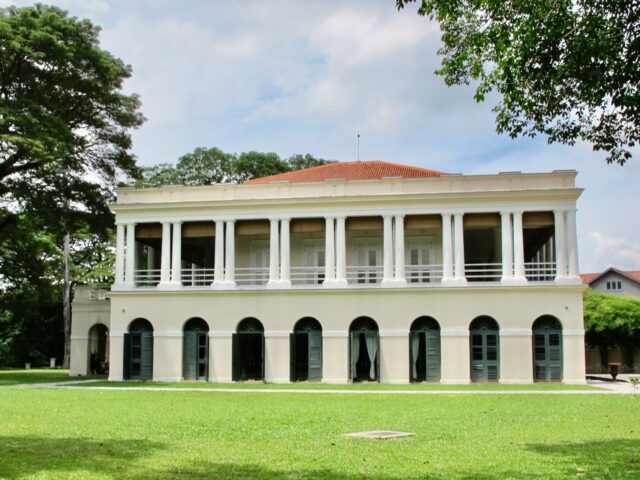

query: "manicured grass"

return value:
[82, 380, 598, 390]
[0, 387, 638, 479]
[0, 369, 78, 386]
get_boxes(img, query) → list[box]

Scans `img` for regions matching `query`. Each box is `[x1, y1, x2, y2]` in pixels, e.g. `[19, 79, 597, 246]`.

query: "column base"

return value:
[441, 277, 467, 286]
[108, 375, 123, 382]
[157, 282, 175, 290]
[266, 280, 280, 289]
[440, 378, 471, 385]
[210, 281, 231, 290]
[499, 379, 534, 385]
[381, 278, 407, 287]
[555, 276, 580, 285]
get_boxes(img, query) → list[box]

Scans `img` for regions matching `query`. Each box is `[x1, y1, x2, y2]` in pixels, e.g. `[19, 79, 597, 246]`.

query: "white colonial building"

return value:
[70, 161, 586, 384]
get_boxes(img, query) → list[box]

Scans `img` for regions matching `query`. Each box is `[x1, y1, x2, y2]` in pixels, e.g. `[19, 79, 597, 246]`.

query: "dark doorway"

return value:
[349, 317, 379, 382]
[232, 318, 264, 381]
[533, 316, 563, 382]
[183, 318, 209, 380]
[290, 317, 323, 382]
[88, 324, 109, 376]
[469, 316, 500, 382]
[410, 317, 441, 382]
[124, 318, 153, 380]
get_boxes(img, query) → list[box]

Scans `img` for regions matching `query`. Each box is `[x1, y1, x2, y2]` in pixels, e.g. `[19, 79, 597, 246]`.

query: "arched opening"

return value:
[290, 317, 323, 382]
[469, 316, 500, 382]
[410, 317, 441, 382]
[232, 318, 264, 381]
[349, 317, 379, 382]
[533, 315, 563, 382]
[124, 318, 154, 380]
[183, 318, 210, 381]
[88, 324, 109, 376]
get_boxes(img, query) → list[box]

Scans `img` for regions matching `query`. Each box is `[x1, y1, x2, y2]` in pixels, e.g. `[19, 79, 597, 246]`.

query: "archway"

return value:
[469, 316, 500, 382]
[88, 324, 109, 376]
[124, 318, 154, 380]
[349, 317, 379, 382]
[290, 317, 323, 382]
[183, 318, 210, 380]
[232, 318, 264, 381]
[410, 317, 441, 382]
[533, 315, 563, 382]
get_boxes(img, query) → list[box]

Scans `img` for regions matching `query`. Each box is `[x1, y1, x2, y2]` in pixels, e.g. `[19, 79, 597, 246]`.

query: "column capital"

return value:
[441, 212, 452, 219]
[334, 215, 347, 221]
[553, 209, 566, 216]
[511, 210, 524, 217]
[280, 217, 291, 223]
[161, 220, 172, 226]
[225, 219, 237, 224]
[453, 212, 465, 219]
[499, 210, 512, 217]
[393, 214, 405, 220]
[172, 220, 183, 226]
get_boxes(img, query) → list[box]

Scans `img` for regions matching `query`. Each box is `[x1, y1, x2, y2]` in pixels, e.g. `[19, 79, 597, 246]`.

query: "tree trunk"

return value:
[63, 232, 72, 369]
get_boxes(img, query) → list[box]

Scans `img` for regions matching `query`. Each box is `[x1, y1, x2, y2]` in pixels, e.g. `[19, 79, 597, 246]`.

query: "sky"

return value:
[4, 0, 640, 273]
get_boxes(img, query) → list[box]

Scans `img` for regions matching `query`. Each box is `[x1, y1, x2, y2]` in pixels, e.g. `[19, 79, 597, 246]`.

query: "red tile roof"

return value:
[245, 160, 446, 185]
[580, 268, 640, 285]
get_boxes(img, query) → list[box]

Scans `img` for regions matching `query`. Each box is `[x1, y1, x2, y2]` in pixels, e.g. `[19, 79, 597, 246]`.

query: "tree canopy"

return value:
[397, 0, 640, 164]
[133, 147, 334, 187]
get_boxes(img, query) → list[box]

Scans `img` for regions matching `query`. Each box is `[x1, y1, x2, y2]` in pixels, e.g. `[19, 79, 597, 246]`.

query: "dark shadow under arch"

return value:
[88, 324, 109, 376]
[533, 315, 563, 382]
[469, 316, 499, 382]
[124, 318, 153, 381]
[349, 317, 379, 382]
[291, 317, 323, 382]
[233, 318, 264, 381]
[183, 318, 209, 381]
[410, 316, 441, 382]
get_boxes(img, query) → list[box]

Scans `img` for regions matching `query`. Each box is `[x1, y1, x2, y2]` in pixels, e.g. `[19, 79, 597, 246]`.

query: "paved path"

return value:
[22, 383, 634, 395]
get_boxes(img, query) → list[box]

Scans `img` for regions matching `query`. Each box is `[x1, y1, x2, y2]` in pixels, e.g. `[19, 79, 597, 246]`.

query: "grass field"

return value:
[0, 369, 84, 386]
[1, 372, 638, 479]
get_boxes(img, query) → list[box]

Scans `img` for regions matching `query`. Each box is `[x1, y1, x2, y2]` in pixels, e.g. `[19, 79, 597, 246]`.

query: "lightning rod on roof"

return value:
[357, 133, 360, 161]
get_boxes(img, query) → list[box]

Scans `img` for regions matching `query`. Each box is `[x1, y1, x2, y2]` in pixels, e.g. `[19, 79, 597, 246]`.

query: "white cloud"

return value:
[586, 232, 640, 272]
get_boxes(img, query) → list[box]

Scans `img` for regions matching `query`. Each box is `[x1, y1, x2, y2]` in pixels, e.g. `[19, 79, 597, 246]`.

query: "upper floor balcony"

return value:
[112, 209, 580, 292]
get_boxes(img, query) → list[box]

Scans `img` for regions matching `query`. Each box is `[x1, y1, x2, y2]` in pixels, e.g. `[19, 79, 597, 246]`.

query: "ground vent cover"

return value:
[342, 430, 415, 440]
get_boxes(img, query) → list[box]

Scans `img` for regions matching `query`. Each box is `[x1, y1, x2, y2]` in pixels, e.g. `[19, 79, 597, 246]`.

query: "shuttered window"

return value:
[533, 316, 563, 382]
[410, 317, 441, 382]
[291, 317, 323, 382]
[469, 317, 500, 382]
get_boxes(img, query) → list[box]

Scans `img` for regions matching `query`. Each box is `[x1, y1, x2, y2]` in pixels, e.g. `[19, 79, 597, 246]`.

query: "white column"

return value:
[335, 216, 348, 286]
[453, 213, 467, 284]
[212, 220, 225, 287]
[114, 223, 125, 286]
[124, 223, 136, 287]
[394, 215, 406, 285]
[441, 213, 454, 284]
[500, 212, 513, 284]
[280, 218, 291, 286]
[554, 210, 568, 283]
[323, 217, 336, 285]
[267, 218, 280, 287]
[512, 211, 527, 284]
[566, 209, 580, 282]
[224, 220, 236, 285]
[170, 222, 182, 285]
[158, 222, 171, 287]
[381, 215, 394, 286]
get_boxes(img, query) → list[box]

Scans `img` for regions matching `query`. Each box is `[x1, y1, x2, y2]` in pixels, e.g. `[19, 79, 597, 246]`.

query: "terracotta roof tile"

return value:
[245, 160, 446, 184]
[581, 268, 640, 285]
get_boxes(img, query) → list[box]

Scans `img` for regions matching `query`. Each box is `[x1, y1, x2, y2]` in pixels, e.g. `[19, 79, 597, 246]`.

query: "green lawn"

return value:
[0, 384, 637, 479]
[0, 369, 81, 386]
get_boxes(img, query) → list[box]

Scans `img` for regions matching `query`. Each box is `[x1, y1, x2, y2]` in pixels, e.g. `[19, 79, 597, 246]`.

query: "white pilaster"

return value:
[554, 210, 568, 283]
[124, 223, 136, 287]
[225, 220, 236, 285]
[512, 211, 528, 284]
[334, 216, 348, 287]
[323, 217, 336, 285]
[212, 220, 225, 287]
[566, 209, 580, 283]
[114, 223, 125, 286]
[394, 215, 406, 286]
[267, 218, 280, 287]
[158, 222, 172, 288]
[452, 213, 467, 285]
[381, 215, 394, 286]
[280, 218, 291, 286]
[500, 212, 513, 284]
[170, 222, 182, 286]
[441, 213, 454, 284]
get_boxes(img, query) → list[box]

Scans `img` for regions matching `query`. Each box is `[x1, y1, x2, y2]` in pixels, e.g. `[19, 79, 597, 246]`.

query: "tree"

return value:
[0, 5, 144, 367]
[133, 147, 335, 187]
[584, 290, 640, 371]
[397, 0, 640, 164]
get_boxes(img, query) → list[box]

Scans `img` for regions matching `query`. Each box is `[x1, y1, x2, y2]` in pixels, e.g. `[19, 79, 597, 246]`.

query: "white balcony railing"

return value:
[525, 262, 556, 282]
[464, 263, 502, 281]
[131, 262, 557, 288]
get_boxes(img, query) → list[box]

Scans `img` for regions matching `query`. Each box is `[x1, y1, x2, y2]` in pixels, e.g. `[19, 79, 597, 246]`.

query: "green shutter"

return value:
[350, 331, 357, 381]
[123, 333, 132, 380]
[232, 333, 239, 381]
[141, 332, 154, 380]
[534, 331, 562, 382]
[183, 331, 197, 380]
[548, 333, 562, 381]
[470, 331, 499, 382]
[425, 330, 441, 382]
[308, 331, 322, 381]
[289, 333, 297, 383]
[197, 333, 209, 380]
